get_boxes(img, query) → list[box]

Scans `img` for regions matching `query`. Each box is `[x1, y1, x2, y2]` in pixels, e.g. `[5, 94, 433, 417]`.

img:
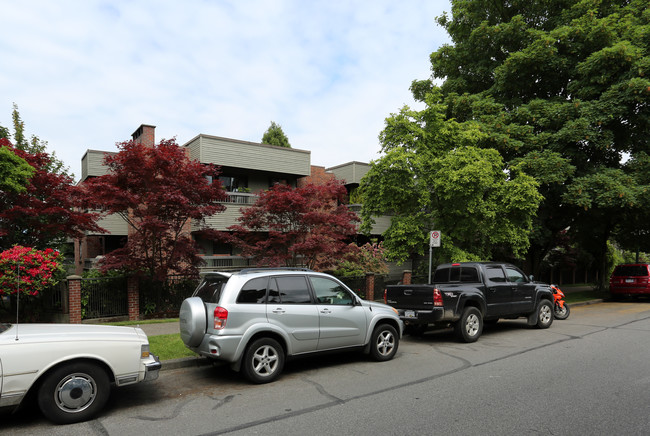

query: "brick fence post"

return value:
[402, 270, 412, 285]
[127, 276, 140, 321]
[67, 275, 82, 324]
[365, 273, 375, 301]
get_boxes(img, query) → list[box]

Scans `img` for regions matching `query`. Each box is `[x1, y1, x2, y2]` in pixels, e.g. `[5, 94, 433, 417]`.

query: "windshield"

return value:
[0, 323, 11, 334]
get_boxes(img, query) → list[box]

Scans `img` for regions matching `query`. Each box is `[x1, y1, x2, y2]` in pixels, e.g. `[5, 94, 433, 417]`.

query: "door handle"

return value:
[272, 308, 285, 314]
[320, 308, 332, 314]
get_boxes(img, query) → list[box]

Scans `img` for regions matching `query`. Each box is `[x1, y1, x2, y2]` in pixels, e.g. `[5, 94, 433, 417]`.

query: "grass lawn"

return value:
[148, 333, 195, 361]
[107, 319, 194, 361]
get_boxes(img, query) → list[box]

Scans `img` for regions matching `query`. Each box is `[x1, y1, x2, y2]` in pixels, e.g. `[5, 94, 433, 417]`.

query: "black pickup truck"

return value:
[384, 262, 554, 342]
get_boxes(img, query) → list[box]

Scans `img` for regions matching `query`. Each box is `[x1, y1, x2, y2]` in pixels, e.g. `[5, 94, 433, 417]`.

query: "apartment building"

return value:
[74, 124, 395, 274]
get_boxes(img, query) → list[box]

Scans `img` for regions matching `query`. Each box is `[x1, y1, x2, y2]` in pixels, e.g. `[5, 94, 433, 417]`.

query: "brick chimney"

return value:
[131, 124, 156, 147]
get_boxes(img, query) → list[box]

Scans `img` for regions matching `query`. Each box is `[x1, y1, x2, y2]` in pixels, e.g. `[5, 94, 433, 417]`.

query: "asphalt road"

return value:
[3, 301, 650, 435]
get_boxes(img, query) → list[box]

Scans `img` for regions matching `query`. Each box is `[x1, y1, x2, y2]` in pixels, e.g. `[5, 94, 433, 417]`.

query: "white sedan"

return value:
[0, 322, 161, 424]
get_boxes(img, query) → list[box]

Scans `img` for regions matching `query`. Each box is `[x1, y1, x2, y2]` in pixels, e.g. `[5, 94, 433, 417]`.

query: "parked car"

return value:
[0, 323, 161, 424]
[385, 262, 554, 342]
[609, 263, 650, 299]
[180, 268, 403, 383]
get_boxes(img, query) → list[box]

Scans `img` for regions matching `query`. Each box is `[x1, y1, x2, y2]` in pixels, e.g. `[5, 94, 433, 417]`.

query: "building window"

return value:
[219, 175, 248, 192]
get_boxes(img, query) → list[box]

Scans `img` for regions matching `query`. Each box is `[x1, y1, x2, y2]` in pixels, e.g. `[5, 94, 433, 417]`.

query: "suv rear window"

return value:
[194, 275, 228, 303]
[612, 265, 649, 277]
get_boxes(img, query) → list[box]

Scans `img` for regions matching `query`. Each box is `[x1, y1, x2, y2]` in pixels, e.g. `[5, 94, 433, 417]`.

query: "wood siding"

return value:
[184, 135, 310, 176]
[326, 161, 370, 185]
[81, 150, 115, 181]
[95, 213, 129, 235]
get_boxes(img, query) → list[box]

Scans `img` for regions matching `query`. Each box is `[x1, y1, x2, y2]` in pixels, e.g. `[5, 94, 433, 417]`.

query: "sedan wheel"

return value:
[37, 362, 110, 424]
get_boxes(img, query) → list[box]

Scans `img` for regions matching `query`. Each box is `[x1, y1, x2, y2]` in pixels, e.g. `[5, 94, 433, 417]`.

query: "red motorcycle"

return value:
[551, 285, 570, 320]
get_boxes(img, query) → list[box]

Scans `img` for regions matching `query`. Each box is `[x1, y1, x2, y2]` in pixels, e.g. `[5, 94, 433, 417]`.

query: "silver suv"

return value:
[179, 268, 403, 383]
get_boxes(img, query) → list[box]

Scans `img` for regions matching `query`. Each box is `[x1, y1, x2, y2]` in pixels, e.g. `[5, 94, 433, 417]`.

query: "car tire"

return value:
[242, 338, 285, 384]
[536, 300, 554, 329]
[370, 324, 399, 361]
[37, 362, 110, 424]
[180, 297, 207, 347]
[454, 306, 483, 343]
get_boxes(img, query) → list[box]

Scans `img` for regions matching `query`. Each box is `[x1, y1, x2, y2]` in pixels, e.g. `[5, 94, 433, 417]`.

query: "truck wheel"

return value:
[454, 307, 483, 343]
[370, 324, 399, 361]
[37, 362, 111, 424]
[536, 300, 554, 329]
[242, 337, 285, 384]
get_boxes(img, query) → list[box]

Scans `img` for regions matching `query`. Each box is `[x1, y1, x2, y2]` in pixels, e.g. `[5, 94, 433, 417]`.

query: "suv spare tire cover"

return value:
[180, 297, 207, 347]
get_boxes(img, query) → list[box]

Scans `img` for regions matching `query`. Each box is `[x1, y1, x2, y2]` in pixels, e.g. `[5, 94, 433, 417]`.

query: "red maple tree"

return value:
[0, 138, 102, 249]
[227, 180, 360, 270]
[82, 138, 227, 279]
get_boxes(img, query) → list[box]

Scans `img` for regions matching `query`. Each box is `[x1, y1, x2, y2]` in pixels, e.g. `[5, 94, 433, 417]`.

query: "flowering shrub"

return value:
[0, 246, 63, 296]
[332, 242, 389, 278]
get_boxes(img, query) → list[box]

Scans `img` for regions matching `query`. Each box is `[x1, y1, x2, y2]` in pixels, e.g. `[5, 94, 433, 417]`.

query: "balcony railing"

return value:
[222, 192, 257, 205]
[198, 255, 255, 270]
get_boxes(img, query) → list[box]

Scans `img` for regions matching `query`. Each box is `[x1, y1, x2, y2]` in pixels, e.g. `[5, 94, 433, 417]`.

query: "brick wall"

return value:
[68, 276, 82, 324]
[132, 124, 156, 147]
[298, 165, 335, 188]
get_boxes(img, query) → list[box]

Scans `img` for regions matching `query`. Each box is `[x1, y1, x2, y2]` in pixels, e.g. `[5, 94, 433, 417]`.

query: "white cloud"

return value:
[1, 0, 451, 180]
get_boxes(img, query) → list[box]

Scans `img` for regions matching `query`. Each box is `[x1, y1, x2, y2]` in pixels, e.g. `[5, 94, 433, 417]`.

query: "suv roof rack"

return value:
[237, 267, 313, 274]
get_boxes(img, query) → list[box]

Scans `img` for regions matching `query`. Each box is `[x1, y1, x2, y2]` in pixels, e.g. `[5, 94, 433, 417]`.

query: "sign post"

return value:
[428, 230, 441, 284]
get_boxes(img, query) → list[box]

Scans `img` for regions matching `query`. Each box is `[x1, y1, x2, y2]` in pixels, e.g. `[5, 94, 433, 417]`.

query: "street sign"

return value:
[429, 230, 441, 247]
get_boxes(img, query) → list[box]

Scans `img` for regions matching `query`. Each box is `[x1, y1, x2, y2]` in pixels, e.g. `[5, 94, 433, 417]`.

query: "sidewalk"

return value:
[138, 320, 180, 337]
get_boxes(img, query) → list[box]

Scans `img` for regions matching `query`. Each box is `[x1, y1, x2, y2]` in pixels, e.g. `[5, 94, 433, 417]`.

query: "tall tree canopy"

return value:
[0, 138, 34, 194]
[360, 90, 542, 263]
[363, 0, 649, 283]
[228, 180, 359, 270]
[0, 139, 100, 249]
[2, 103, 69, 176]
[261, 121, 292, 148]
[83, 138, 227, 279]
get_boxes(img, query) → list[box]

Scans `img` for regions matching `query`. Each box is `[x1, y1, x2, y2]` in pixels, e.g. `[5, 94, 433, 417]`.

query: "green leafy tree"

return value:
[360, 93, 542, 263]
[385, 0, 649, 286]
[3, 104, 69, 176]
[331, 242, 389, 278]
[0, 139, 34, 194]
[261, 121, 291, 148]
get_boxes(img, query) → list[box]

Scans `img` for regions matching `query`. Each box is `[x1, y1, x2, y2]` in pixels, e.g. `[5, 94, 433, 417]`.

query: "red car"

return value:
[609, 263, 650, 299]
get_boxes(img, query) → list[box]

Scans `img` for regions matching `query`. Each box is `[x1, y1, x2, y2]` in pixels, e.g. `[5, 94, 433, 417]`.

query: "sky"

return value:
[1, 1, 452, 181]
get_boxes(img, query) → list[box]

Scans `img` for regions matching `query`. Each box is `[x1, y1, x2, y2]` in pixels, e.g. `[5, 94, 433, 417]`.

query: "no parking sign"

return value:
[429, 230, 441, 247]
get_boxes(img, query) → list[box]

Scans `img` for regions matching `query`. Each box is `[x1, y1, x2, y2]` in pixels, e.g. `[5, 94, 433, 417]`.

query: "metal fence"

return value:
[337, 274, 400, 301]
[81, 277, 128, 320]
[139, 275, 201, 318]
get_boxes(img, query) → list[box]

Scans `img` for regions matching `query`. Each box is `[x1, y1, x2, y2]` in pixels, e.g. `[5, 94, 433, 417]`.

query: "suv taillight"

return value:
[214, 307, 228, 329]
[433, 288, 443, 307]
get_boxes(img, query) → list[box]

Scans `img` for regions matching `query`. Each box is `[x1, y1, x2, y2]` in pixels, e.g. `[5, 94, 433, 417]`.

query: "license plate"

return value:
[404, 310, 416, 318]
[626, 278, 634, 283]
